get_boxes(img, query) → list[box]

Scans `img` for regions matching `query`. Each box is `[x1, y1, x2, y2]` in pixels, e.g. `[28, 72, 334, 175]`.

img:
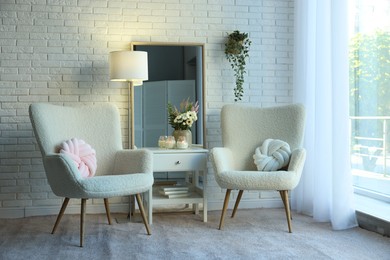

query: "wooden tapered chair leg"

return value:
[279, 190, 285, 206]
[279, 190, 292, 220]
[104, 198, 112, 225]
[51, 197, 70, 234]
[80, 198, 87, 247]
[231, 190, 243, 218]
[280, 190, 292, 233]
[219, 189, 231, 230]
[135, 193, 151, 235]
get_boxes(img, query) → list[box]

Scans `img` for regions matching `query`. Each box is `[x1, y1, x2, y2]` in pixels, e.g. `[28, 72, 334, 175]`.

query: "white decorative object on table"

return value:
[158, 136, 167, 148]
[165, 136, 175, 149]
[176, 136, 188, 149]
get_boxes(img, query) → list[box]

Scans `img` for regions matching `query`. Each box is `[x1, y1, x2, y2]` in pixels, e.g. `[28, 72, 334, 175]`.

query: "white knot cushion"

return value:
[253, 139, 291, 171]
[59, 138, 97, 178]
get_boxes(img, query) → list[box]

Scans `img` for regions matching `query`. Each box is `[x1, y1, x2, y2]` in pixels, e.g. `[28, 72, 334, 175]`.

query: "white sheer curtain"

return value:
[292, 0, 358, 230]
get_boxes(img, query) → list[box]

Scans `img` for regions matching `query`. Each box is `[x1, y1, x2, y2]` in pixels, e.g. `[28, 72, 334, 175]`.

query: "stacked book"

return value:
[158, 185, 190, 198]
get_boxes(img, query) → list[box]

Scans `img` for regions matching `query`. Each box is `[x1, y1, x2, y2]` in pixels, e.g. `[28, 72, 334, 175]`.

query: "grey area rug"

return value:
[0, 208, 389, 260]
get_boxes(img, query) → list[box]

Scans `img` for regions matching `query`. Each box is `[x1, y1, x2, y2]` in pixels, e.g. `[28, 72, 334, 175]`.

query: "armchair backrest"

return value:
[29, 103, 123, 176]
[221, 104, 305, 171]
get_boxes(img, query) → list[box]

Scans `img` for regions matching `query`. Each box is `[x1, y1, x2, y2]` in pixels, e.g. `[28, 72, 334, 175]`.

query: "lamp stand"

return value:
[128, 81, 135, 149]
[128, 81, 136, 220]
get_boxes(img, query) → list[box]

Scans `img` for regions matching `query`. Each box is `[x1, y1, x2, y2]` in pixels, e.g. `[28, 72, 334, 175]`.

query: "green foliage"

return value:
[349, 30, 390, 116]
[225, 30, 251, 101]
[349, 30, 390, 170]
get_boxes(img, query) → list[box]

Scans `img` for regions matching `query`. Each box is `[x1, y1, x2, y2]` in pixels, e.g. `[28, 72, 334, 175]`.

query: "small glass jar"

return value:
[158, 136, 167, 148]
[176, 135, 188, 149]
[165, 136, 176, 149]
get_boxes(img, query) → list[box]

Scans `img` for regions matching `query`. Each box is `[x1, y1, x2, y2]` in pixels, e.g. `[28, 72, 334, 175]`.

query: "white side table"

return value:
[144, 147, 208, 224]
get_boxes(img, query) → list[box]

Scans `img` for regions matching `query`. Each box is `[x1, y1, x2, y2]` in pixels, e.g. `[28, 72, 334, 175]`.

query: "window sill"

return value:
[352, 170, 390, 223]
[354, 193, 390, 222]
[354, 193, 390, 237]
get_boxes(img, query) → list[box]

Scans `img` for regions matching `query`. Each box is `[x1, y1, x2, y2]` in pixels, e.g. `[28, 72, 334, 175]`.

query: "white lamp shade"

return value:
[109, 51, 148, 82]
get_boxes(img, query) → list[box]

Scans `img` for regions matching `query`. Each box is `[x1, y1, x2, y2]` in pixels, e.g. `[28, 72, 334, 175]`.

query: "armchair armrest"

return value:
[210, 147, 235, 173]
[113, 149, 153, 175]
[287, 148, 306, 174]
[43, 153, 84, 198]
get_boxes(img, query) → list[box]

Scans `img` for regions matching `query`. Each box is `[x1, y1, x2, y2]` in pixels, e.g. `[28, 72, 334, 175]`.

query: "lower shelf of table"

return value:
[145, 189, 207, 224]
[152, 186, 205, 205]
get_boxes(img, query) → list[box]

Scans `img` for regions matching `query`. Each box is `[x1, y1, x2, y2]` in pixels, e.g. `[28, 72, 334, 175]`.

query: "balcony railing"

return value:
[350, 116, 390, 202]
[350, 116, 390, 178]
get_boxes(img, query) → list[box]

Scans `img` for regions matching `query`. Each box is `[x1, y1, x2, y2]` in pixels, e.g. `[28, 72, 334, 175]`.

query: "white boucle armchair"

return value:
[210, 104, 306, 232]
[29, 103, 154, 247]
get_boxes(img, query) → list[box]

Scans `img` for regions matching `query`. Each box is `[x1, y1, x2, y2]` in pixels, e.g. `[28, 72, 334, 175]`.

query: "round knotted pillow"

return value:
[59, 138, 97, 178]
[253, 139, 291, 171]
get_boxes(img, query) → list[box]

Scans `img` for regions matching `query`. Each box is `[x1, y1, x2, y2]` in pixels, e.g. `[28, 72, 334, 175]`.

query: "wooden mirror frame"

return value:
[130, 42, 206, 149]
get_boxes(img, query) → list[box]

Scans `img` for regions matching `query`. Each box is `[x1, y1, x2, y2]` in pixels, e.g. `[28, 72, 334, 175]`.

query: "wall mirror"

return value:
[131, 42, 206, 149]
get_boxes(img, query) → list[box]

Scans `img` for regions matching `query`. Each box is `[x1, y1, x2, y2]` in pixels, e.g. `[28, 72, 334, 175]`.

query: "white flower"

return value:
[186, 118, 193, 127]
[174, 114, 184, 123]
[168, 99, 199, 130]
[188, 111, 197, 121]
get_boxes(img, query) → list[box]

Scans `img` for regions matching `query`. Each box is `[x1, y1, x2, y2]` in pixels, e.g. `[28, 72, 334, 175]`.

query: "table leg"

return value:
[203, 170, 207, 222]
[148, 188, 153, 224]
[193, 203, 199, 214]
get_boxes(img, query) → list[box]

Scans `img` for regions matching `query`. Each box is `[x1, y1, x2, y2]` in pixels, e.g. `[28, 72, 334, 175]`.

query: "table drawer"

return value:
[153, 153, 207, 172]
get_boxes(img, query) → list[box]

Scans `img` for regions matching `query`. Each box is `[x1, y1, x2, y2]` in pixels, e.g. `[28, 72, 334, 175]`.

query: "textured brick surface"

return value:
[0, 0, 294, 217]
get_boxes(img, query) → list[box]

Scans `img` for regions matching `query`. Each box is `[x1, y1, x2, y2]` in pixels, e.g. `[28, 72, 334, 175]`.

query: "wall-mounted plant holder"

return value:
[225, 30, 251, 101]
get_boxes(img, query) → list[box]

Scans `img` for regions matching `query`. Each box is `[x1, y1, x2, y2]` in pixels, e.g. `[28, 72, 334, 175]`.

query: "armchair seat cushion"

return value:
[78, 173, 154, 198]
[211, 139, 306, 191]
[215, 170, 300, 191]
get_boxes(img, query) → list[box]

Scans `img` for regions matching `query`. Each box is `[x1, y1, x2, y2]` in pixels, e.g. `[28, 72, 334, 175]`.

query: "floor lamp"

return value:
[109, 50, 148, 219]
[109, 51, 148, 149]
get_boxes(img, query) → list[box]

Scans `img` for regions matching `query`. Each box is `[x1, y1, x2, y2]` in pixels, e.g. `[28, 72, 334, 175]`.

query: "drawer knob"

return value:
[175, 161, 181, 165]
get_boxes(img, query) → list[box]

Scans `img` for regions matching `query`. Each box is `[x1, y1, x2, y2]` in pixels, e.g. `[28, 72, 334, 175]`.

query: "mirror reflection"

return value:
[131, 42, 205, 148]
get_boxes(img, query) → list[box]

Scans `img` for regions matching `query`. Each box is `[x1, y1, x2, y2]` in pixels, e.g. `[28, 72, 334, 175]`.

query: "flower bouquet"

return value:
[167, 98, 199, 131]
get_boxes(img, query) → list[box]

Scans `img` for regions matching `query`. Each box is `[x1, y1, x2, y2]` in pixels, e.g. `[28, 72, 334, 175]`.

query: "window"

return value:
[349, 0, 390, 202]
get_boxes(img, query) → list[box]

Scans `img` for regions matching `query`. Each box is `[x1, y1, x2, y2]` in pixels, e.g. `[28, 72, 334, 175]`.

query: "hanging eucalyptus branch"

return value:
[225, 30, 251, 101]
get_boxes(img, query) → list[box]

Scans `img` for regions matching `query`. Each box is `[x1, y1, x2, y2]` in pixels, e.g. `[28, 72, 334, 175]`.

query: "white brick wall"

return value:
[0, 0, 294, 218]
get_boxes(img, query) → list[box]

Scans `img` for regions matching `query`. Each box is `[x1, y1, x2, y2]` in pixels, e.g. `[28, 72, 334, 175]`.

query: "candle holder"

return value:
[176, 135, 189, 149]
[158, 136, 167, 148]
[165, 136, 176, 149]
